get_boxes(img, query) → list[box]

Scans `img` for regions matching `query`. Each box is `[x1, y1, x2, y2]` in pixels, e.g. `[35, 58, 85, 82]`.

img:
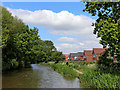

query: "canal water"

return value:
[2, 64, 80, 88]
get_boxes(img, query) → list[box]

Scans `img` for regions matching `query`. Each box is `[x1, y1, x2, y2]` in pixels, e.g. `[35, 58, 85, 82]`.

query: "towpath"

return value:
[73, 68, 83, 74]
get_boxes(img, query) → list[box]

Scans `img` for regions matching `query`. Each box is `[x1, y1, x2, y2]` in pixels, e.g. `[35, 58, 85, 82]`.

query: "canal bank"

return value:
[2, 64, 81, 88]
[40, 61, 120, 88]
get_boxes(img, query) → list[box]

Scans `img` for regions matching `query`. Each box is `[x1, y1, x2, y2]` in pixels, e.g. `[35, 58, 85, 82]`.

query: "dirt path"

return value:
[73, 68, 83, 74]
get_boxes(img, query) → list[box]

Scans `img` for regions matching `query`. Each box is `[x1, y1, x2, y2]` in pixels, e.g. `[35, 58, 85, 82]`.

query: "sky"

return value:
[2, 2, 103, 54]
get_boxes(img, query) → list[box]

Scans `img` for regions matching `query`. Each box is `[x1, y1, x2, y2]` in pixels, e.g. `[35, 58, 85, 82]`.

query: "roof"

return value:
[93, 48, 106, 54]
[78, 52, 84, 56]
[70, 52, 83, 58]
[84, 50, 92, 56]
[64, 54, 69, 58]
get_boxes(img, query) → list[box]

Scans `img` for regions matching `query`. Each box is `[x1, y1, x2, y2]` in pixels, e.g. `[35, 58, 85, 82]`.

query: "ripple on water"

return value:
[3, 64, 80, 88]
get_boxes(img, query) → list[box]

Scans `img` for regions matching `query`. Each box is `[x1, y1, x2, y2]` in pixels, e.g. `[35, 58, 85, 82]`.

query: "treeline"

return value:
[1, 7, 65, 71]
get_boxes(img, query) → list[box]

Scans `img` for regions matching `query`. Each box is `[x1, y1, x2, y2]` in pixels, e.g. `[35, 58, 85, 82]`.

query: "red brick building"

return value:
[64, 54, 70, 61]
[83, 50, 93, 62]
[78, 56, 83, 61]
[92, 48, 106, 62]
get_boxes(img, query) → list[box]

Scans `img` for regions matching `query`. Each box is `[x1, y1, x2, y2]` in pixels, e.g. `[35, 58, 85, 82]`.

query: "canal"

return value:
[2, 64, 80, 88]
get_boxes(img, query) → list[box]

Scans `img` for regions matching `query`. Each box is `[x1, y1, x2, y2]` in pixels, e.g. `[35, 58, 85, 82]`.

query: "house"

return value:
[92, 48, 106, 62]
[83, 50, 93, 62]
[64, 54, 70, 61]
[78, 52, 84, 61]
[69, 52, 83, 61]
[69, 53, 79, 61]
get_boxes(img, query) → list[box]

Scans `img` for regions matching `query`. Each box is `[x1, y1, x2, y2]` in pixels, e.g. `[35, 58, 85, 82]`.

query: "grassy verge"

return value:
[40, 62, 79, 78]
[80, 70, 120, 88]
[40, 61, 120, 88]
[69, 61, 120, 88]
[68, 61, 96, 73]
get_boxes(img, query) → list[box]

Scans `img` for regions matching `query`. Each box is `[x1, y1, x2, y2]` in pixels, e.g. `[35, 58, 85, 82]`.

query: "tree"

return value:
[42, 40, 56, 62]
[2, 7, 40, 69]
[51, 51, 65, 63]
[83, 2, 120, 60]
[2, 7, 65, 71]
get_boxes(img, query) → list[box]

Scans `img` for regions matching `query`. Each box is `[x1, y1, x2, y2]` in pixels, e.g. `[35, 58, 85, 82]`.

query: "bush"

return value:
[11, 59, 19, 69]
[80, 70, 120, 88]
[96, 49, 118, 74]
[97, 50, 120, 74]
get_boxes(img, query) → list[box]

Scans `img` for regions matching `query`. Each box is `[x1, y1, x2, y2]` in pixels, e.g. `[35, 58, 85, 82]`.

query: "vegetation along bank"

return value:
[41, 61, 120, 88]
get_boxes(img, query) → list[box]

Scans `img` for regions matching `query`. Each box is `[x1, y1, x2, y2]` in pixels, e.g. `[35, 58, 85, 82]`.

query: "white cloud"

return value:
[55, 36, 102, 54]
[56, 43, 84, 53]
[6, 8, 102, 54]
[7, 8, 95, 36]
[79, 42, 84, 46]
[56, 37, 78, 43]
[56, 40, 102, 54]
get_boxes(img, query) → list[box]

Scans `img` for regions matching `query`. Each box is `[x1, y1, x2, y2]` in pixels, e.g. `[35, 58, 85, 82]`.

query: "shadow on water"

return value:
[2, 67, 40, 88]
[2, 64, 81, 88]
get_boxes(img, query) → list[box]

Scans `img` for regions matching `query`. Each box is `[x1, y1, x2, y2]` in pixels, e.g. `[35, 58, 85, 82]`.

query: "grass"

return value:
[80, 70, 120, 88]
[40, 61, 120, 88]
[68, 61, 96, 73]
[69, 61, 120, 88]
[40, 62, 79, 78]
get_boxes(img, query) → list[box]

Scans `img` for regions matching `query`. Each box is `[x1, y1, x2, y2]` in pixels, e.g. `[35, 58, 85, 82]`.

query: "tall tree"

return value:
[83, 2, 120, 60]
[2, 7, 65, 71]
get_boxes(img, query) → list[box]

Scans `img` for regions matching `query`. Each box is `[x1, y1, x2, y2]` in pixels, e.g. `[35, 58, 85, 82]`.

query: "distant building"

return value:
[92, 48, 106, 62]
[64, 48, 119, 62]
[83, 50, 93, 62]
[64, 54, 70, 61]
[69, 52, 83, 61]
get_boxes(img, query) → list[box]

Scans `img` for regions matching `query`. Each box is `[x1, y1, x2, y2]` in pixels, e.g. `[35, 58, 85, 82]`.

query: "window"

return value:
[93, 60, 96, 62]
[84, 55, 86, 58]
[93, 54, 96, 58]
[74, 57, 77, 59]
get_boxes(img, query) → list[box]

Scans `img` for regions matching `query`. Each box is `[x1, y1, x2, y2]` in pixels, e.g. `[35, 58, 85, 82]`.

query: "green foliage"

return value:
[97, 50, 120, 74]
[66, 61, 120, 88]
[68, 61, 96, 73]
[97, 50, 113, 66]
[40, 62, 79, 78]
[41, 61, 120, 88]
[83, 3, 120, 80]
[11, 59, 19, 69]
[83, 2, 120, 59]
[2, 7, 65, 71]
[50, 51, 65, 63]
[80, 70, 120, 88]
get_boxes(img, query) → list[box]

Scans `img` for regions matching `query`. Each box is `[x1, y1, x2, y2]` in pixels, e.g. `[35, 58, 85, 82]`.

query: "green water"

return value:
[2, 64, 80, 88]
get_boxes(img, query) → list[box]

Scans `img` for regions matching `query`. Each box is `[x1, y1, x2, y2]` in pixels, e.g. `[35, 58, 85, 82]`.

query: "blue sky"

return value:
[2, 2, 98, 18]
[2, 2, 102, 54]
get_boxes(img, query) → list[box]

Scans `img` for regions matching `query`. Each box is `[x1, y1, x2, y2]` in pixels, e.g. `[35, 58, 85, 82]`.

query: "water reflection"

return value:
[3, 64, 80, 88]
[2, 67, 39, 88]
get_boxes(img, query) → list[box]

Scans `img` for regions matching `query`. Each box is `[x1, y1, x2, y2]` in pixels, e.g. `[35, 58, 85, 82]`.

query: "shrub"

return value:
[11, 59, 19, 69]
[80, 70, 120, 88]
[96, 49, 119, 74]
